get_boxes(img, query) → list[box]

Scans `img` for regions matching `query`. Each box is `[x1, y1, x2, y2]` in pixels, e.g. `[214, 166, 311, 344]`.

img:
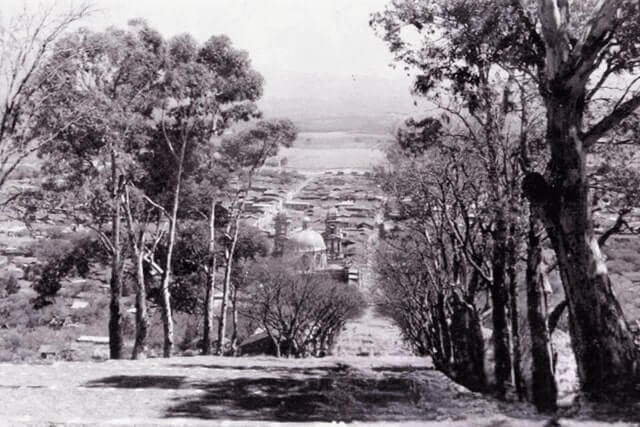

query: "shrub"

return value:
[1, 294, 70, 329]
[69, 298, 109, 326]
[121, 311, 136, 338]
[32, 262, 65, 307]
[0, 274, 20, 298]
[9, 164, 40, 180]
[149, 222, 272, 316]
[241, 259, 366, 357]
[0, 330, 28, 362]
[178, 314, 202, 351]
[33, 232, 105, 268]
[32, 234, 104, 307]
[0, 325, 78, 362]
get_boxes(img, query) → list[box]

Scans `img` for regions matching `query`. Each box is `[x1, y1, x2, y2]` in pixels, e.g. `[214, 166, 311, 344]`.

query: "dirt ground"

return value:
[0, 354, 522, 426]
[0, 354, 638, 426]
[1, 307, 639, 426]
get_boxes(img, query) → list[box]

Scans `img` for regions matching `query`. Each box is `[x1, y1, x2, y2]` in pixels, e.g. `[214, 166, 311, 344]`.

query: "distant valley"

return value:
[257, 68, 420, 134]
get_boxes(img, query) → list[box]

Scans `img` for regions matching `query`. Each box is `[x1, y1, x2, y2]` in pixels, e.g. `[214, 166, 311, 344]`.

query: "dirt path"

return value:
[0, 355, 540, 426]
[333, 306, 410, 357]
[1, 355, 633, 426]
[331, 218, 411, 357]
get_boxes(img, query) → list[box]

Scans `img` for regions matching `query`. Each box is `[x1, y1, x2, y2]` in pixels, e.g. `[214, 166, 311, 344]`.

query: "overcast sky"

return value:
[6, 0, 408, 80]
[4, 0, 418, 125]
[104, 0, 404, 78]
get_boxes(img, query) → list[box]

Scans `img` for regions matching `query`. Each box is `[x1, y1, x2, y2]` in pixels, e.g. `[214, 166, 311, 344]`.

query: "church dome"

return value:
[288, 228, 326, 253]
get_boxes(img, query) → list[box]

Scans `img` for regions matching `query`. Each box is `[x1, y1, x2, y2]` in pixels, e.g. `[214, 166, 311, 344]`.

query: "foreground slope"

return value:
[0, 355, 524, 426]
[1, 354, 638, 426]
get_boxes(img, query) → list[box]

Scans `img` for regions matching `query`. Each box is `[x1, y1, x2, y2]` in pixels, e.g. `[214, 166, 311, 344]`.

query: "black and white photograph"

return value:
[0, 0, 640, 425]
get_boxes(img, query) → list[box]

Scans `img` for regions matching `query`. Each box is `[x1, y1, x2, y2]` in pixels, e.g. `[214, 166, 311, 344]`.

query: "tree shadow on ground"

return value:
[84, 375, 188, 389]
[168, 364, 435, 375]
[371, 366, 435, 372]
[82, 366, 495, 422]
[563, 394, 640, 424]
[167, 364, 352, 374]
[80, 367, 640, 423]
[165, 370, 441, 422]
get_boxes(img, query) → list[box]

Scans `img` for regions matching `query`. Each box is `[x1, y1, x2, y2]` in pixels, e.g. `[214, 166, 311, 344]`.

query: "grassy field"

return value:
[279, 131, 391, 171]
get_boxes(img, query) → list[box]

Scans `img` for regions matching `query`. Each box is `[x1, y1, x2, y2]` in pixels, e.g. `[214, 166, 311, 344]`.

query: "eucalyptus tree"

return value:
[36, 20, 165, 359]
[0, 3, 90, 205]
[215, 119, 296, 354]
[228, 226, 272, 353]
[372, 0, 640, 395]
[529, 1, 640, 392]
[122, 183, 166, 359]
[141, 33, 263, 357]
[180, 147, 231, 355]
[36, 22, 264, 359]
[369, 29, 531, 397]
[375, 146, 488, 392]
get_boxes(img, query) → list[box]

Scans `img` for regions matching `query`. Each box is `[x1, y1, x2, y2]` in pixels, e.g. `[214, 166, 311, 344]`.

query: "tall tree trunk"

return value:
[491, 213, 512, 398]
[203, 198, 217, 355]
[231, 283, 239, 355]
[526, 209, 557, 412]
[123, 187, 149, 360]
[450, 294, 487, 392]
[160, 139, 188, 358]
[123, 187, 150, 360]
[437, 292, 452, 369]
[507, 224, 526, 400]
[217, 220, 239, 355]
[216, 168, 255, 355]
[108, 152, 123, 360]
[132, 246, 149, 359]
[527, 99, 639, 394]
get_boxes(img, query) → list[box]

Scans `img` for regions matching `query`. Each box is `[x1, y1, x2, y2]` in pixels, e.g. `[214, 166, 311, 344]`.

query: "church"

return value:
[273, 208, 351, 276]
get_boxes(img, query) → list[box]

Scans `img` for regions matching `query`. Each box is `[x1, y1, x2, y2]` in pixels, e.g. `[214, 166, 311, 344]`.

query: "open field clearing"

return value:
[278, 132, 391, 171]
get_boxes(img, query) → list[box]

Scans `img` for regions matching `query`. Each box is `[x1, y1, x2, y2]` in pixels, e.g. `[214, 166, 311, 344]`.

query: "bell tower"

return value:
[324, 207, 343, 260]
[274, 210, 290, 256]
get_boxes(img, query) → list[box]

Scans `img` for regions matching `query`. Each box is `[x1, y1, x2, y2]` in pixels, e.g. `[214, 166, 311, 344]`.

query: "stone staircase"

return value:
[332, 306, 411, 357]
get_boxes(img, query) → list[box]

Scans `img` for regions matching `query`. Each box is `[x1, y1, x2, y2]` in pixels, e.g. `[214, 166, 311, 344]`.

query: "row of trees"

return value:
[372, 0, 640, 410]
[0, 6, 360, 359]
[31, 20, 300, 359]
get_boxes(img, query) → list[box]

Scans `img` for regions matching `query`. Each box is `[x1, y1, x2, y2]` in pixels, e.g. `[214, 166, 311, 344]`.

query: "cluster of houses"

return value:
[271, 172, 387, 281]
[238, 170, 387, 287]
[236, 171, 386, 356]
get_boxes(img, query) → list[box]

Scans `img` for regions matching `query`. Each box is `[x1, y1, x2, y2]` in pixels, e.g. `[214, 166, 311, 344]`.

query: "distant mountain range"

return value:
[257, 68, 421, 134]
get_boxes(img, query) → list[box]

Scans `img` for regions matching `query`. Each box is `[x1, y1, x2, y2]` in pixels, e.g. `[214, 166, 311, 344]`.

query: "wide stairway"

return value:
[332, 305, 411, 357]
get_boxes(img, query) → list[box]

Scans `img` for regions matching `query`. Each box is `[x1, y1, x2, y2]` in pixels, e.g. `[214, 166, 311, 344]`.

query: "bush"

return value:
[32, 260, 69, 307]
[9, 164, 40, 180]
[178, 314, 202, 351]
[33, 232, 105, 267]
[121, 311, 136, 338]
[241, 259, 366, 357]
[373, 236, 486, 392]
[0, 274, 20, 298]
[69, 298, 109, 326]
[32, 234, 104, 307]
[0, 325, 78, 362]
[0, 294, 70, 329]
[149, 222, 272, 316]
